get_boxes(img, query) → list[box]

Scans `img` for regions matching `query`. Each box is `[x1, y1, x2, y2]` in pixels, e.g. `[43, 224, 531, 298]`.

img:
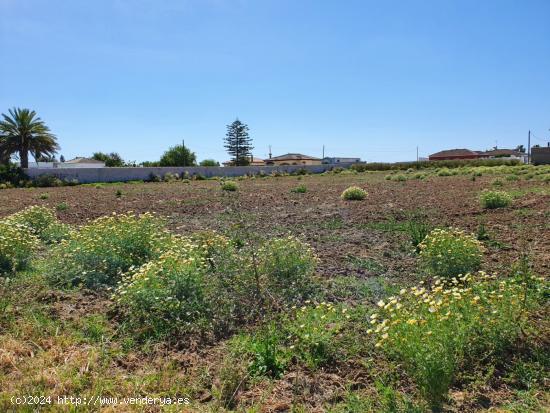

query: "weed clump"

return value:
[419, 228, 483, 277]
[291, 184, 307, 193]
[221, 181, 238, 191]
[3, 205, 70, 243]
[46, 212, 172, 287]
[480, 190, 512, 209]
[341, 186, 367, 200]
[368, 271, 545, 411]
[0, 221, 38, 274]
[114, 234, 318, 340]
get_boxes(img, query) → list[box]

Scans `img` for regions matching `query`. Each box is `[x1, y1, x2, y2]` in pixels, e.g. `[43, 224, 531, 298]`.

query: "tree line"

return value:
[0, 107, 254, 168]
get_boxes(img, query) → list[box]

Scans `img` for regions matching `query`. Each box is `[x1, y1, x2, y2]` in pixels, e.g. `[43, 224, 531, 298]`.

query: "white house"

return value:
[57, 157, 106, 168]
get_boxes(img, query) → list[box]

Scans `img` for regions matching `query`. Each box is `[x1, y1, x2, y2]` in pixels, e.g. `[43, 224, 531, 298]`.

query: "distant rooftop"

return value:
[269, 153, 321, 161]
[65, 157, 105, 164]
[429, 149, 479, 158]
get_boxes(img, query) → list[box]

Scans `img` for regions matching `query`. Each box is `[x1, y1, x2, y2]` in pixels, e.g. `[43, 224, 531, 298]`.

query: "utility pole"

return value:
[416, 146, 419, 163]
[322, 145, 325, 159]
[527, 130, 530, 164]
[268, 145, 272, 159]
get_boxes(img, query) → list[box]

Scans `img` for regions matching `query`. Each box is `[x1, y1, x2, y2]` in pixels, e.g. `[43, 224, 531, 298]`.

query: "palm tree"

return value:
[0, 108, 59, 168]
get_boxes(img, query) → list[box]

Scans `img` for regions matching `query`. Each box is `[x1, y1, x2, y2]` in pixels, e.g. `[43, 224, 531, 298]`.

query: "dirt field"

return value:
[1, 172, 548, 278]
[0, 170, 549, 412]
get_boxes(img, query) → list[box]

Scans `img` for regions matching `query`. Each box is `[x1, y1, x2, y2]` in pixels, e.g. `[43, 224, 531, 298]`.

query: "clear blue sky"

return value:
[1, 0, 549, 163]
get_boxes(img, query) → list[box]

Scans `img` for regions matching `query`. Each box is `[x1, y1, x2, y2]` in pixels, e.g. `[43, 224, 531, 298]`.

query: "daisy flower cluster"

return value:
[419, 227, 483, 277]
[47, 212, 173, 287]
[368, 271, 546, 410]
[0, 220, 38, 274]
[3, 205, 71, 243]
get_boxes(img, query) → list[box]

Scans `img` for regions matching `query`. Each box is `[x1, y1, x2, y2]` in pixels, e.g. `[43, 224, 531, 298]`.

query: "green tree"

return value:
[199, 159, 219, 167]
[0, 108, 59, 168]
[159, 144, 196, 167]
[92, 152, 125, 167]
[224, 119, 253, 166]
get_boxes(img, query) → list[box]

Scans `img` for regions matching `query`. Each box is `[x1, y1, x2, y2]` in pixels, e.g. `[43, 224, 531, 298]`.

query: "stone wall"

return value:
[24, 163, 355, 184]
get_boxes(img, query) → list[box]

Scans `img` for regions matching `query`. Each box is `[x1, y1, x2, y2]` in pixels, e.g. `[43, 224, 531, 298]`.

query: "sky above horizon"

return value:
[1, 0, 549, 163]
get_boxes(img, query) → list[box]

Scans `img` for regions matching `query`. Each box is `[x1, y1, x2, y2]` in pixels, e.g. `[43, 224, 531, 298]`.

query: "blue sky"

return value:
[1, 0, 549, 163]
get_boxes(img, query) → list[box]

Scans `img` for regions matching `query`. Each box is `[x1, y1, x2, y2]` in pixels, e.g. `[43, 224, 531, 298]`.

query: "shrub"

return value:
[114, 233, 318, 340]
[437, 168, 452, 177]
[291, 184, 307, 193]
[369, 272, 545, 411]
[33, 175, 64, 187]
[412, 173, 426, 180]
[419, 228, 483, 277]
[39, 193, 49, 200]
[221, 181, 238, 191]
[479, 190, 512, 209]
[46, 212, 172, 287]
[0, 221, 38, 274]
[3, 205, 70, 244]
[114, 244, 210, 339]
[163, 172, 179, 182]
[257, 236, 318, 306]
[384, 175, 392, 180]
[341, 186, 367, 200]
[506, 175, 519, 181]
[392, 174, 407, 182]
[492, 179, 503, 187]
[0, 163, 28, 186]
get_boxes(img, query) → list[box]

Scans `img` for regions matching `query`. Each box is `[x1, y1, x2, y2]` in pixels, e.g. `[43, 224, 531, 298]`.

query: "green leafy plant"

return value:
[419, 228, 483, 277]
[56, 202, 69, 211]
[291, 184, 307, 193]
[341, 186, 367, 200]
[221, 181, 238, 191]
[479, 190, 512, 209]
[406, 218, 431, 252]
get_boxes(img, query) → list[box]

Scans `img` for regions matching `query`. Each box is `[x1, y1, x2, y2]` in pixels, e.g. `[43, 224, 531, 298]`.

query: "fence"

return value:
[24, 163, 355, 184]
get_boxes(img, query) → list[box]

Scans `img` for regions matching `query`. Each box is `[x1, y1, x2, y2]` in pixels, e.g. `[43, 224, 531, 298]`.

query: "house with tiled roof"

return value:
[264, 153, 321, 166]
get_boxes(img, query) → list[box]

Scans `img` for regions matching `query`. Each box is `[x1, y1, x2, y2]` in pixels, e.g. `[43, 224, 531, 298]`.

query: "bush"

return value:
[437, 168, 452, 177]
[3, 205, 69, 243]
[392, 174, 407, 182]
[419, 228, 483, 277]
[221, 181, 238, 191]
[33, 175, 64, 187]
[479, 190, 512, 209]
[46, 212, 172, 287]
[258, 236, 318, 306]
[369, 272, 545, 411]
[0, 164, 27, 186]
[114, 244, 210, 339]
[114, 233, 318, 340]
[163, 172, 179, 182]
[0, 221, 38, 274]
[506, 175, 519, 181]
[291, 184, 307, 193]
[341, 186, 367, 200]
